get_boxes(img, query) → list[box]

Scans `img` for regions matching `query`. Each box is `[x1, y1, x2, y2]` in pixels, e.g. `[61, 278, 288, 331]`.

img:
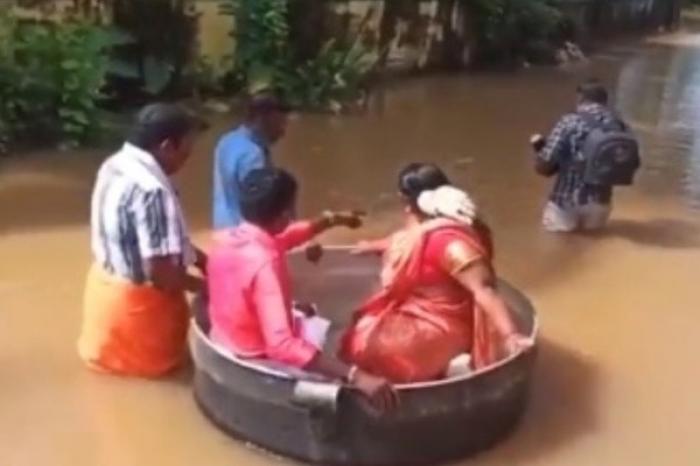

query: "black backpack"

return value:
[579, 113, 640, 186]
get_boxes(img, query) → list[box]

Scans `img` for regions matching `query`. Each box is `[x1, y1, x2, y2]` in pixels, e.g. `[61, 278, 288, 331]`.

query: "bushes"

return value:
[470, 0, 564, 65]
[219, 0, 289, 92]
[279, 37, 377, 110]
[108, 0, 199, 98]
[0, 0, 572, 153]
[0, 1, 199, 154]
[0, 12, 110, 150]
[221, 0, 566, 107]
[220, 0, 378, 111]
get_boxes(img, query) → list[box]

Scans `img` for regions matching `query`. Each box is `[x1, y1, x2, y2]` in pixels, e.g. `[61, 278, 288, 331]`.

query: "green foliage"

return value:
[108, 0, 199, 97]
[219, 0, 376, 110]
[184, 55, 227, 99]
[0, 12, 110, 149]
[279, 38, 378, 110]
[470, 0, 564, 64]
[220, 0, 289, 90]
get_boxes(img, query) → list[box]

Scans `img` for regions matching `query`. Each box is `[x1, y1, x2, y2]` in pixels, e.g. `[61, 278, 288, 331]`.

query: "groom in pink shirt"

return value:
[207, 168, 396, 412]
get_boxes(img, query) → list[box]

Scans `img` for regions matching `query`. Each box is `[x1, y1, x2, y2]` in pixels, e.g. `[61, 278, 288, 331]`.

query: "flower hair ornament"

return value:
[416, 185, 477, 225]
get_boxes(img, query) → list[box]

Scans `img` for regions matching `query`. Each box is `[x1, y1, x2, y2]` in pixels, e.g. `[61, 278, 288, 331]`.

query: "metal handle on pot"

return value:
[292, 380, 342, 440]
[292, 380, 341, 411]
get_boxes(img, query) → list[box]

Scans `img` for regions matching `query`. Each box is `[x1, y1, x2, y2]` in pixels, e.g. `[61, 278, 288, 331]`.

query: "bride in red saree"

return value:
[340, 164, 531, 383]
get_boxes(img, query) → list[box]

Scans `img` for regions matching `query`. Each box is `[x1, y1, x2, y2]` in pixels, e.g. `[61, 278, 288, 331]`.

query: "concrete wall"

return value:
[194, 0, 473, 72]
[312, 0, 474, 71]
[11, 0, 683, 72]
[195, 0, 233, 68]
[201, 0, 680, 69]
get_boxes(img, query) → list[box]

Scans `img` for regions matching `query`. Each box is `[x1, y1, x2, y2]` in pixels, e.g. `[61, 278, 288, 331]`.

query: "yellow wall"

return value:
[12, 0, 234, 70]
[195, 0, 234, 68]
[13, 0, 73, 20]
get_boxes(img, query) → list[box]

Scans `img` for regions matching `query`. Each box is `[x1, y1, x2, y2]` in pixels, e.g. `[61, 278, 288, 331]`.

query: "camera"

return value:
[530, 134, 546, 152]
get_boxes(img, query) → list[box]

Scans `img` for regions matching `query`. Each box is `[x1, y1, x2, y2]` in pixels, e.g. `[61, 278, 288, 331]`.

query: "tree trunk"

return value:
[437, 0, 462, 68]
[378, 0, 401, 68]
[288, 0, 326, 62]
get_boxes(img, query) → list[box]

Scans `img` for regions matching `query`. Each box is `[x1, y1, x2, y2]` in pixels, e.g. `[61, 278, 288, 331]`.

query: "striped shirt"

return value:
[538, 103, 620, 207]
[90, 143, 193, 283]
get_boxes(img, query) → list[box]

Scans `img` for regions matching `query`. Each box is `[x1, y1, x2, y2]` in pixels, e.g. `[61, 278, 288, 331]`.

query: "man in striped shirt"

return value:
[79, 103, 207, 377]
[534, 79, 623, 232]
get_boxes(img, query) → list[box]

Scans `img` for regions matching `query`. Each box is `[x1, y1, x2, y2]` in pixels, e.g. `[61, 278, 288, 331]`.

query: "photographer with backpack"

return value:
[531, 79, 640, 233]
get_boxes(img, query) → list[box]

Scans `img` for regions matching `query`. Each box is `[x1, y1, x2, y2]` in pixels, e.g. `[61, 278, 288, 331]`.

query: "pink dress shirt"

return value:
[208, 221, 318, 367]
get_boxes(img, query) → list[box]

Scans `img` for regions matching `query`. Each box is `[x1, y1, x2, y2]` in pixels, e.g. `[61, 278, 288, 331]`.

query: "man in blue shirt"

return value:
[212, 95, 291, 228]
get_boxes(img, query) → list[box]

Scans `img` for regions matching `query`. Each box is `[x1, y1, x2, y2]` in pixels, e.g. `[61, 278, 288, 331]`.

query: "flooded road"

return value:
[3, 30, 700, 466]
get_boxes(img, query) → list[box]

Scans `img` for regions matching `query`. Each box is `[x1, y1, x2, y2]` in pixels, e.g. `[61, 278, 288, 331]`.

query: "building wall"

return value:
[195, 0, 234, 69]
[193, 0, 681, 70]
[10, 0, 683, 71]
[193, 0, 463, 72]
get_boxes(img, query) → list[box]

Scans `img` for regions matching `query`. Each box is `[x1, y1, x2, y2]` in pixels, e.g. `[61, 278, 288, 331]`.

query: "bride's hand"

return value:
[505, 334, 534, 355]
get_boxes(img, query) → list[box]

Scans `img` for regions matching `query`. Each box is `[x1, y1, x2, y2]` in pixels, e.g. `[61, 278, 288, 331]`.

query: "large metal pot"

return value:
[191, 248, 538, 465]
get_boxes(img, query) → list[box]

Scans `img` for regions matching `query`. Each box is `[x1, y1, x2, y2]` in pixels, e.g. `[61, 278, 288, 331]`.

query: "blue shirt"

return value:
[212, 125, 270, 228]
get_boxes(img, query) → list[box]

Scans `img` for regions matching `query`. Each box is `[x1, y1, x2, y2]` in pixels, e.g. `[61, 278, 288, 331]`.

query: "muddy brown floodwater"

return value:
[3, 28, 700, 466]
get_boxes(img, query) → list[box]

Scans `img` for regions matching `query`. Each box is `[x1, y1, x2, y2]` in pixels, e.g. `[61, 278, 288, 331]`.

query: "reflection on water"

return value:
[616, 38, 700, 210]
[2, 29, 700, 466]
[446, 338, 602, 466]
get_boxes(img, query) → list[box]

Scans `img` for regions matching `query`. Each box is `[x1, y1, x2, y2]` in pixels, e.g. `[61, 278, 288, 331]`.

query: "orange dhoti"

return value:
[78, 264, 189, 377]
